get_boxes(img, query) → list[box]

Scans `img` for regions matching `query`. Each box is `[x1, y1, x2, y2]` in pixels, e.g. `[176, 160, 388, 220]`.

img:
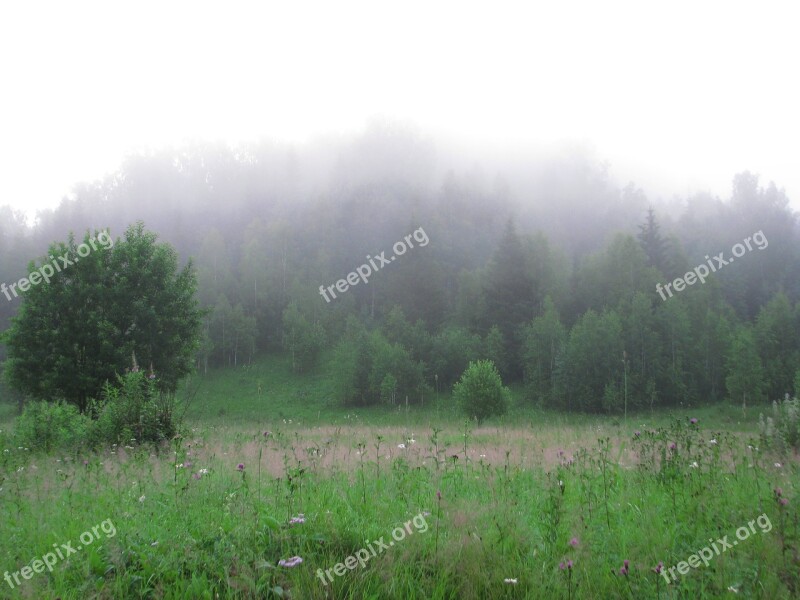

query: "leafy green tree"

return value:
[3, 223, 204, 412]
[330, 317, 371, 406]
[282, 302, 325, 373]
[368, 331, 427, 405]
[522, 296, 566, 407]
[429, 326, 482, 388]
[726, 326, 765, 413]
[483, 219, 537, 378]
[485, 326, 509, 379]
[562, 309, 624, 412]
[453, 360, 510, 423]
[754, 292, 798, 399]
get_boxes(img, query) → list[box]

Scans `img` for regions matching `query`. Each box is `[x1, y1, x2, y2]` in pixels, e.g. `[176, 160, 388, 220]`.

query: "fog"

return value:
[1, 0, 798, 221]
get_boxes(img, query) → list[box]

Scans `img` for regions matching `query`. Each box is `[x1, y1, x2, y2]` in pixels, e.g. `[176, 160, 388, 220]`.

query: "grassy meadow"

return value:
[0, 354, 798, 599]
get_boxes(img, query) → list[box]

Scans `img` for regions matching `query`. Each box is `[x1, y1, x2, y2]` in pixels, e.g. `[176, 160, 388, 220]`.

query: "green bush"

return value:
[759, 394, 800, 454]
[453, 360, 510, 424]
[14, 401, 90, 453]
[89, 370, 179, 446]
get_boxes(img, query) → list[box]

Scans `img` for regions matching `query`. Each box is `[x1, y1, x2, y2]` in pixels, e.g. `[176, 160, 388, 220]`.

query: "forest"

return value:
[1, 124, 798, 416]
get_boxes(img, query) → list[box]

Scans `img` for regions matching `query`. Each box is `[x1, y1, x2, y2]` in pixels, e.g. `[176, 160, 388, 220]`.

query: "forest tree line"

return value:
[1, 126, 798, 412]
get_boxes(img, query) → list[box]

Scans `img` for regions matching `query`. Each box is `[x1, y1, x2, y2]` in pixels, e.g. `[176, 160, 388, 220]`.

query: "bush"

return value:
[759, 394, 800, 454]
[89, 370, 179, 447]
[14, 401, 90, 453]
[453, 360, 510, 424]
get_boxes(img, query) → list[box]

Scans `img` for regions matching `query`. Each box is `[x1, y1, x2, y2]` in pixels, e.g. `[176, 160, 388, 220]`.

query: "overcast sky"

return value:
[1, 0, 797, 221]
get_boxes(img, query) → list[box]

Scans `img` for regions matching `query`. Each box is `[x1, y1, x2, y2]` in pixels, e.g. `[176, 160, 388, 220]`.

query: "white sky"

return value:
[1, 0, 798, 222]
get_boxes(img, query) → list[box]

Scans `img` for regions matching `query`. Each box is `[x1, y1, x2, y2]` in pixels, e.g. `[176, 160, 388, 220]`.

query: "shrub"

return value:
[89, 370, 179, 447]
[759, 394, 800, 454]
[453, 360, 510, 424]
[14, 401, 90, 453]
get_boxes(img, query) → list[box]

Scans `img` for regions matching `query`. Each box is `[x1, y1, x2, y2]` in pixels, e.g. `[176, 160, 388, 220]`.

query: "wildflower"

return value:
[774, 487, 783, 497]
[176, 463, 184, 469]
[634, 431, 641, 438]
[690, 418, 698, 425]
[618, 559, 630, 576]
[199, 468, 209, 475]
[669, 442, 676, 451]
[569, 537, 579, 547]
[559, 559, 573, 570]
[690, 461, 699, 468]
[184, 461, 193, 468]
[289, 514, 306, 525]
[263, 431, 271, 438]
[779, 498, 789, 506]
[774, 462, 782, 468]
[192, 473, 201, 480]
[237, 463, 245, 471]
[408, 438, 416, 444]
[480, 454, 487, 458]
[504, 578, 518, 584]
[653, 561, 664, 574]
[138, 495, 146, 503]
[278, 556, 303, 568]
[709, 439, 717, 445]
[398, 443, 406, 449]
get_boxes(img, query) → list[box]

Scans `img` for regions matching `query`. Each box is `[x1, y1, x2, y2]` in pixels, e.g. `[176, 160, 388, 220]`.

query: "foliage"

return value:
[282, 302, 325, 373]
[759, 394, 800, 454]
[452, 359, 509, 423]
[13, 401, 90, 453]
[89, 370, 179, 447]
[2, 223, 204, 412]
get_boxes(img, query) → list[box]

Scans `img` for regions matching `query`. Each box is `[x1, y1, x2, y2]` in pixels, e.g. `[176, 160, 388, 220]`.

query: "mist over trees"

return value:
[2, 123, 799, 413]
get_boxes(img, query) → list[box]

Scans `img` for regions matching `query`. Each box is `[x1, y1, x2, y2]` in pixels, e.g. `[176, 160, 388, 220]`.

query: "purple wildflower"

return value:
[690, 418, 698, 425]
[569, 537, 579, 548]
[278, 556, 303, 568]
[653, 561, 663, 574]
[237, 463, 245, 472]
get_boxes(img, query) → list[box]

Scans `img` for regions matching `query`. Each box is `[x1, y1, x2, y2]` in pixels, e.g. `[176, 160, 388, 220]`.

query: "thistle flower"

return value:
[690, 418, 698, 425]
[237, 463, 245, 471]
[653, 561, 664, 574]
[289, 514, 306, 525]
[569, 537, 579, 548]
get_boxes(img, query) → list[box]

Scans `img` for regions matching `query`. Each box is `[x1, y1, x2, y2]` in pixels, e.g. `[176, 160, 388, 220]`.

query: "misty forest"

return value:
[1, 127, 798, 599]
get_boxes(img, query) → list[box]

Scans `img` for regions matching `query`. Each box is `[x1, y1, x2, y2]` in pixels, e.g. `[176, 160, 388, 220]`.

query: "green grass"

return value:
[0, 356, 798, 598]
